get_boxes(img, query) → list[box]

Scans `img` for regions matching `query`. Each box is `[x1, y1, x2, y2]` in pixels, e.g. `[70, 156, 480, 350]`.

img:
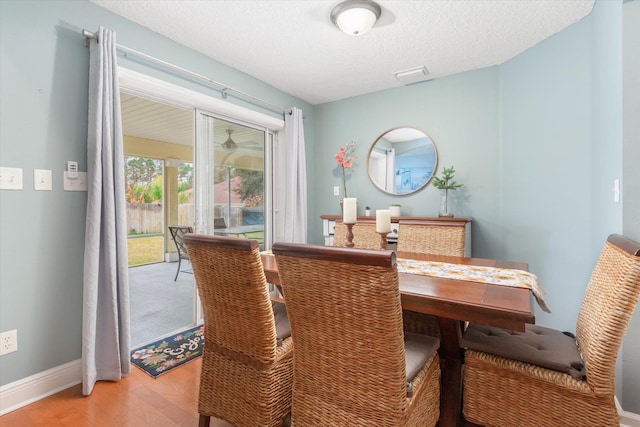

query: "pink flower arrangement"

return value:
[334, 141, 356, 198]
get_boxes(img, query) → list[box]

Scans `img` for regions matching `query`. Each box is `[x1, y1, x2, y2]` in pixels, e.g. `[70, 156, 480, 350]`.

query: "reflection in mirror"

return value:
[367, 127, 438, 195]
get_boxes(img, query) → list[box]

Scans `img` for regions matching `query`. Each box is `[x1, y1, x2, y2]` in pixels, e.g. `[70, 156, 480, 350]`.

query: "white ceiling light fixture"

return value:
[330, 0, 381, 36]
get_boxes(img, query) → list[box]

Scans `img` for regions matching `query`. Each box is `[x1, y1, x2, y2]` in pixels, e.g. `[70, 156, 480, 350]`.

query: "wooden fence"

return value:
[126, 203, 262, 234]
[127, 203, 194, 234]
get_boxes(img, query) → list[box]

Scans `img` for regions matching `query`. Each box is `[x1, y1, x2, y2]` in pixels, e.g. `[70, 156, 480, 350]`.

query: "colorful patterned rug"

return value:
[131, 325, 204, 378]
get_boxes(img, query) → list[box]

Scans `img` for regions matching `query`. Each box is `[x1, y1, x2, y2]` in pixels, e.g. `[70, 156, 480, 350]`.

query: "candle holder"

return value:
[345, 222, 355, 248]
[377, 232, 389, 250]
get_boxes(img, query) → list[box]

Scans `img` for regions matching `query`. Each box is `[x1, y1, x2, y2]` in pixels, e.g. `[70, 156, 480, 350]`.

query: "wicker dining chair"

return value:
[183, 234, 293, 427]
[396, 220, 465, 256]
[461, 234, 640, 427]
[272, 243, 441, 427]
[168, 225, 192, 281]
[333, 220, 381, 250]
[396, 220, 467, 339]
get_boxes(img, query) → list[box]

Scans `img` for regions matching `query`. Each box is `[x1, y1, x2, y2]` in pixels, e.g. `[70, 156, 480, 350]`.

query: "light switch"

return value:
[34, 169, 52, 191]
[63, 171, 88, 191]
[0, 167, 23, 190]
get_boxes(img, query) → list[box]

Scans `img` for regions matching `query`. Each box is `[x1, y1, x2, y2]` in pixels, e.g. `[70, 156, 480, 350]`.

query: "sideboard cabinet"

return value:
[320, 215, 472, 257]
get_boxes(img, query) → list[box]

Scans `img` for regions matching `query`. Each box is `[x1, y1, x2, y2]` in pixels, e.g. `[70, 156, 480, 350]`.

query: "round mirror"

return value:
[367, 127, 438, 195]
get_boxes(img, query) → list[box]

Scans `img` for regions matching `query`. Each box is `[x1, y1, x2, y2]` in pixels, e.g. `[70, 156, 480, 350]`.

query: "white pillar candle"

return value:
[376, 209, 391, 233]
[343, 198, 357, 223]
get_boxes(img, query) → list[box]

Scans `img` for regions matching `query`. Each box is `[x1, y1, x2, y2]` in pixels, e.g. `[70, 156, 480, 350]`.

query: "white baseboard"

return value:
[0, 359, 81, 416]
[618, 397, 640, 427]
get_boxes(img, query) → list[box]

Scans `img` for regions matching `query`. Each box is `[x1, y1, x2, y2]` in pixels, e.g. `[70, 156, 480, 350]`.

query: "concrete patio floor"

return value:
[128, 261, 198, 347]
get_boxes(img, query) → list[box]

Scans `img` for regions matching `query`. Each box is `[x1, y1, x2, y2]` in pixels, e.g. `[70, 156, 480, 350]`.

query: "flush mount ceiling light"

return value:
[330, 0, 381, 36]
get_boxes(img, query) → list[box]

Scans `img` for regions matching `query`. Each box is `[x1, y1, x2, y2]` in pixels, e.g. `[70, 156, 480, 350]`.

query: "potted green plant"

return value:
[432, 166, 463, 217]
[389, 204, 401, 217]
[364, 206, 371, 216]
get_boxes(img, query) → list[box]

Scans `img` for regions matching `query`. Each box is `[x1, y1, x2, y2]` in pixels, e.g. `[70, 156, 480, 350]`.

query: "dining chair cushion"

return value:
[404, 332, 440, 382]
[462, 323, 586, 380]
[272, 301, 291, 345]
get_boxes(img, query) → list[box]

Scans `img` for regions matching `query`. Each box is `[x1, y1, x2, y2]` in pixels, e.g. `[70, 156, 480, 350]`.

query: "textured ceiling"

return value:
[91, 0, 594, 105]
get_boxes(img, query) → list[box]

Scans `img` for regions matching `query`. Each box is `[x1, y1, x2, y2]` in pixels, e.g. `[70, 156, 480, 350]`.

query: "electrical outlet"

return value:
[334, 186, 340, 196]
[0, 329, 18, 355]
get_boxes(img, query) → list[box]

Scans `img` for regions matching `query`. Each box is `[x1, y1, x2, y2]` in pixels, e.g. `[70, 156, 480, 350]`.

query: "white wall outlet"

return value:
[333, 186, 340, 196]
[34, 169, 53, 191]
[64, 171, 88, 191]
[0, 329, 18, 356]
[0, 167, 23, 190]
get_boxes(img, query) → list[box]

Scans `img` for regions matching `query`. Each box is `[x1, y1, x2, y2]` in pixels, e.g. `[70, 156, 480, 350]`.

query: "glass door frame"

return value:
[118, 67, 284, 327]
[193, 109, 275, 322]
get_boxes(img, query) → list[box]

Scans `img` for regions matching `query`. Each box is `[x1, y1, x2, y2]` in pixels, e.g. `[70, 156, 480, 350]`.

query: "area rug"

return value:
[131, 325, 204, 378]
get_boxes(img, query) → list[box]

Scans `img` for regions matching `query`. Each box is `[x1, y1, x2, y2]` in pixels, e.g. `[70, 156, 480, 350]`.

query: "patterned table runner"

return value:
[396, 258, 550, 313]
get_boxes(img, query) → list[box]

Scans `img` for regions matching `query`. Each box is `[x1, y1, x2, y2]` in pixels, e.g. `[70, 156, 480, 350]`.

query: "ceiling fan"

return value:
[219, 129, 263, 152]
[221, 129, 239, 151]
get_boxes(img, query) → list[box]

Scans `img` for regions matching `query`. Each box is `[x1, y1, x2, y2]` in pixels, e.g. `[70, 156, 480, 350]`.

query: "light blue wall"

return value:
[313, 0, 637, 410]
[500, 7, 597, 331]
[622, 0, 640, 414]
[1, 0, 637, 414]
[313, 67, 501, 246]
[0, 0, 312, 386]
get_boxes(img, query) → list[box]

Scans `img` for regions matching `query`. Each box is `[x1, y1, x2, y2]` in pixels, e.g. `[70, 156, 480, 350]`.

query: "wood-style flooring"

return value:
[0, 359, 232, 427]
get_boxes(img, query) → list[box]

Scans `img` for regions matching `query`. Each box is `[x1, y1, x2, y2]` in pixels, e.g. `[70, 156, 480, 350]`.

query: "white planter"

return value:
[365, 209, 371, 216]
[389, 206, 401, 217]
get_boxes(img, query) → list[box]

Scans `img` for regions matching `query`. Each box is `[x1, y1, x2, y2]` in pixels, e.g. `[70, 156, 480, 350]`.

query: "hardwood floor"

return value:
[0, 359, 232, 427]
[1, 358, 485, 426]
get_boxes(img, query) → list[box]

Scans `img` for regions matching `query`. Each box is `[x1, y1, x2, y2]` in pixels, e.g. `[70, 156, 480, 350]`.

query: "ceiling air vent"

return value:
[392, 66, 430, 85]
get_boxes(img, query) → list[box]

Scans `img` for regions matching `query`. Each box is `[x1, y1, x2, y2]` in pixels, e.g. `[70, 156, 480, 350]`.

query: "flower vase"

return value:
[439, 189, 454, 217]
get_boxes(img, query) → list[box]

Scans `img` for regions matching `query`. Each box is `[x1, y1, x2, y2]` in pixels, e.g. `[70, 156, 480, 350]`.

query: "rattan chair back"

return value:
[396, 220, 464, 256]
[272, 243, 440, 426]
[575, 234, 640, 395]
[183, 234, 293, 427]
[462, 234, 640, 427]
[333, 220, 381, 249]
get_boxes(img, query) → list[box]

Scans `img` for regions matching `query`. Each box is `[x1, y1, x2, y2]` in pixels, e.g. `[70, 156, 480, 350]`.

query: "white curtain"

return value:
[82, 26, 131, 396]
[283, 107, 307, 242]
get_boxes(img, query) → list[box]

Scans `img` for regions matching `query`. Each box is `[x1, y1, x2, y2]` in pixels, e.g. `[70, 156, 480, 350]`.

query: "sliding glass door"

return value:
[194, 111, 271, 245]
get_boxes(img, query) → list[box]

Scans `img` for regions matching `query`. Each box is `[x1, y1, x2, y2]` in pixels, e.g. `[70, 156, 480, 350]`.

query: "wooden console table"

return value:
[320, 215, 472, 256]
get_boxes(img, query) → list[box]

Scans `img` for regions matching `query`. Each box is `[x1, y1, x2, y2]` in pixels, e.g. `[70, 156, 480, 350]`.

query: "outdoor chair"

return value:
[461, 234, 640, 427]
[183, 234, 293, 427]
[272, 243, 441, 426]
[168, 225, 192, 281]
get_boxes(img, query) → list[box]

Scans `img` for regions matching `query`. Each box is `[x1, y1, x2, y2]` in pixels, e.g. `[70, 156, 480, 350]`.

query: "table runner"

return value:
[396, 258, 550, 313]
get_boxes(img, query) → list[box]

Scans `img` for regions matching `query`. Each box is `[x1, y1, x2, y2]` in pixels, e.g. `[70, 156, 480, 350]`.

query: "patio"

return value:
[129, 260, 197, 347]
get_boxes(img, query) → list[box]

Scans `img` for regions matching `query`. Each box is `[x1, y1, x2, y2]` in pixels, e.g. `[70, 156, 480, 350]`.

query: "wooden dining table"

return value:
[260, 251, 536, 427]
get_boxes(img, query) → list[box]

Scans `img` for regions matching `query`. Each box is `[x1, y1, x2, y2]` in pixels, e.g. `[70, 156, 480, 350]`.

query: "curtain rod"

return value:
[82, 29, 291, 116]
